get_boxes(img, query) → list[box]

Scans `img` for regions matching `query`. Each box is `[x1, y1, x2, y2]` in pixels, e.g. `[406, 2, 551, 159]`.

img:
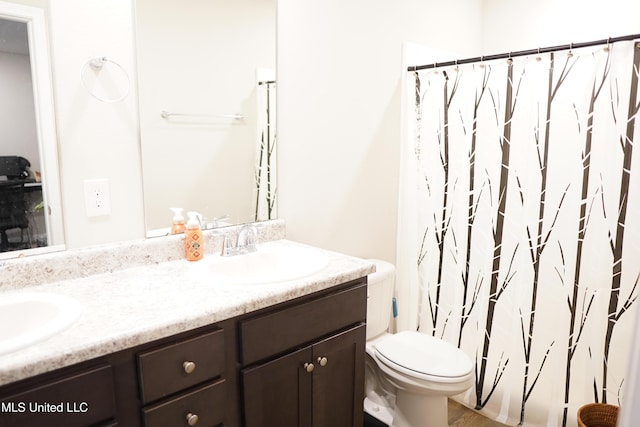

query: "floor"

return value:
[364, 399, 511, 427]
[448, 400, 510, 427]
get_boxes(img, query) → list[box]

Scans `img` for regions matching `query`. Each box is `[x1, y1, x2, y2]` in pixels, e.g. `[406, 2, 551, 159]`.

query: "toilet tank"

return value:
[366, 259, 396, 340]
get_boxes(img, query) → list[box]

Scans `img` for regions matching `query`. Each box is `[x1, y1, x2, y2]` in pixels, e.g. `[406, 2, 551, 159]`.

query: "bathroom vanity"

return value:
[0, 224, 373, 427]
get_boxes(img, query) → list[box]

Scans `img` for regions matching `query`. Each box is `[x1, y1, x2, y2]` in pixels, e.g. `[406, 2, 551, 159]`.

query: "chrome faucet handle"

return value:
[237, 224, 258, 252]
[221, 234, 233, 256]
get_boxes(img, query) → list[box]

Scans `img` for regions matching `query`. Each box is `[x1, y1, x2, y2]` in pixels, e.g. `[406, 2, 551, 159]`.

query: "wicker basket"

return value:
[577, 403, 619, 427]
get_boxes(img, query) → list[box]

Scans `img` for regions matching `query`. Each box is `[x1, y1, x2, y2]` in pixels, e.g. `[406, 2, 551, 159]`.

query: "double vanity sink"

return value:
[0, 222, 374, 426]
[0, 241, 331, 360]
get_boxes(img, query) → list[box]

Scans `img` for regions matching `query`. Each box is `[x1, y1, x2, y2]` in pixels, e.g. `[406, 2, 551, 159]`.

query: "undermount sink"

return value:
[0, 292, 83, 357]
[204, 244, 330, 285]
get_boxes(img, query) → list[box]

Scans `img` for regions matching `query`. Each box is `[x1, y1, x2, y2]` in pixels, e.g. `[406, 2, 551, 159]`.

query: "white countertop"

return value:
[0, 239, 375, 386]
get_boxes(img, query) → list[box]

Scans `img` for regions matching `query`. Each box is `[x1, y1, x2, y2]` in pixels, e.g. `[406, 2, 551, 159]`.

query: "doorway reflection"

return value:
[0, 18, 45, 253]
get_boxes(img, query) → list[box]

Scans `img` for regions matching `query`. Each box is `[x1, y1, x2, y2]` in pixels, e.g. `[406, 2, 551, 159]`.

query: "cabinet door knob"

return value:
[186, 412, 199, 426]
[183, 361, 196, 374]
[317, 356, 328, 367]
[303, 362, 315, 373]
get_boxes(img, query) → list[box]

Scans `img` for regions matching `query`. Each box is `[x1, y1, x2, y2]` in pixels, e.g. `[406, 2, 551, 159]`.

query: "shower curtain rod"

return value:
[408, 33, 640, 71]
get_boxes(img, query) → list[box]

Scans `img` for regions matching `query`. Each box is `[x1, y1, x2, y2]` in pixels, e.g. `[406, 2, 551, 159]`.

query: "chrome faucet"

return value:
[221, 224, 258, 256]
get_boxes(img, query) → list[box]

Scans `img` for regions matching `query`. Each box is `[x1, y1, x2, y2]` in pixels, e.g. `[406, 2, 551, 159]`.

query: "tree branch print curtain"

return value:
[403, 40, 640, 426]
[254, 80, 277, 221]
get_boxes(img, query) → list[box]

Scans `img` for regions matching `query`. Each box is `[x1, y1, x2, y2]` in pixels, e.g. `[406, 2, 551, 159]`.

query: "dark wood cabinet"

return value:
[242, 325, 365, 427]
[241, 280, 367, 427]
[0, 278, 367, 427]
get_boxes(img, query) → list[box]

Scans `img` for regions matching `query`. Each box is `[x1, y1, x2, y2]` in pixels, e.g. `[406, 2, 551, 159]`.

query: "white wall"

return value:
[7, 0, 43, 8]
[277, 0, 484, 262]
[481, 0, 640, 53]
[47, 0, 144, 248]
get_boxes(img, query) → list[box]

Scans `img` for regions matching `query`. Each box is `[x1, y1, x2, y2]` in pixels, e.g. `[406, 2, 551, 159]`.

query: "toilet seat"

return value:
[374, 331, 472, 383]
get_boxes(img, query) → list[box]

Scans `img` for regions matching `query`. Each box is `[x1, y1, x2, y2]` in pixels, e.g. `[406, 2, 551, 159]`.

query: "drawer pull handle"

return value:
[183, 361, 197, 374]
[303, 362, 315, 373]
[317, 356, 328, 367]
[186, 412, 199, 426]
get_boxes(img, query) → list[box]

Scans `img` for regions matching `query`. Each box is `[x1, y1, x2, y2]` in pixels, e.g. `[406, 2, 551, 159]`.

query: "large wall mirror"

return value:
[135, 0, 277, 237]
[0, 1, 64, 259]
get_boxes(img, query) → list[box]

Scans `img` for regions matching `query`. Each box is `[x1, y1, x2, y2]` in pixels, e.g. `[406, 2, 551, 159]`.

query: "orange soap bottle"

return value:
[184, 211, 203, 261]
[170, 208, 186, 234]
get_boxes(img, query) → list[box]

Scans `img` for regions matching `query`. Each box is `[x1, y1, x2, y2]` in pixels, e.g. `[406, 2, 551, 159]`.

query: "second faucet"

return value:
[221, 224, 258, 256]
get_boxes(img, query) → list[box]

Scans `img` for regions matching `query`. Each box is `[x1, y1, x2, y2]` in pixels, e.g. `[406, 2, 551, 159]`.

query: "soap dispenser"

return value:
[170, 208, 186, 234]
[184, 211, 203, 261]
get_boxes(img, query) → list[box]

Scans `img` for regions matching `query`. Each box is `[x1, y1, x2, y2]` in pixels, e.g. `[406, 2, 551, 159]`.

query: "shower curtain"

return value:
[254, 80, 277, 221]
[400, 40, 640, 426]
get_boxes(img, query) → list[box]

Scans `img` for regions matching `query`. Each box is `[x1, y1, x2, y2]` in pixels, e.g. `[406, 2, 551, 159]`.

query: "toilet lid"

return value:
[374, 331, 472, 378]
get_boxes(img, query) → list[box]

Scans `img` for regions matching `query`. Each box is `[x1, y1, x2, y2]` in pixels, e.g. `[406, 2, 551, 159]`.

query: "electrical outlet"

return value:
[84, 178, 111, 217]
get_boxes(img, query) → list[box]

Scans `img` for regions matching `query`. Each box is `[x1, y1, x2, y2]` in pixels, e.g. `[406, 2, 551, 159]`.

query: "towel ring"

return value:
[80, 56, 130, 103]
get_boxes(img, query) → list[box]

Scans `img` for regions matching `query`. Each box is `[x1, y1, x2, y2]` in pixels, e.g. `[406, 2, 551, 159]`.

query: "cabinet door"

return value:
[312, 325, 366, 427]
[243, 346, 313, 427]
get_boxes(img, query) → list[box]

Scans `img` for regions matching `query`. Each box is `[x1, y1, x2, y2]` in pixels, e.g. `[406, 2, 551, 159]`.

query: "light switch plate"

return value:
[84, 178, 111, 217]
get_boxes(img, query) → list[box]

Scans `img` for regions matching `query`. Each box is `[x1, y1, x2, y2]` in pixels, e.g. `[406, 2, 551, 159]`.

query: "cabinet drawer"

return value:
[240, 282, 367, 365]
[138, 328, 225, 403]
[142, 379, 226, 427]
[0, 364, 116, 427]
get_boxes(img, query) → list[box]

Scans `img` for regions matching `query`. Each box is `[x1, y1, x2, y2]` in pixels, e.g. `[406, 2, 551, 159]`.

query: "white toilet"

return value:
[365, 260, 473, 427]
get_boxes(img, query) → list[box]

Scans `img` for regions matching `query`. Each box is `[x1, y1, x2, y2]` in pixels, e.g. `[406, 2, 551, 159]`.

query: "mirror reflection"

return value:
[0, 10, 63, 256]
[135, 0, 277, 236]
